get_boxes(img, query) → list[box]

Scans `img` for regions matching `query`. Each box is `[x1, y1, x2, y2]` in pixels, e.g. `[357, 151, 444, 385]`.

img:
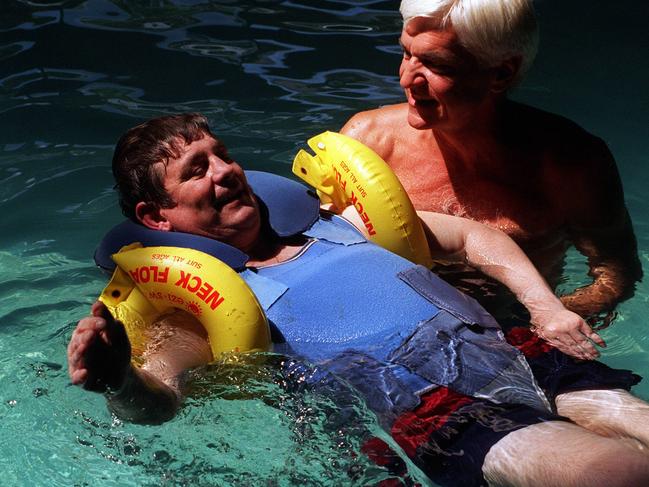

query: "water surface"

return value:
[1, 1, 647, 485]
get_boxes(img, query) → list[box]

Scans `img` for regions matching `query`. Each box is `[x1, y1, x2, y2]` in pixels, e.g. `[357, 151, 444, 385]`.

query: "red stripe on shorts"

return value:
[390, 387, 473, 457]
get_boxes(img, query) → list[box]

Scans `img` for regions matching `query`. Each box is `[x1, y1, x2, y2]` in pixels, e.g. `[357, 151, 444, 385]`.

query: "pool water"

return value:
[1, 1, 647, 485]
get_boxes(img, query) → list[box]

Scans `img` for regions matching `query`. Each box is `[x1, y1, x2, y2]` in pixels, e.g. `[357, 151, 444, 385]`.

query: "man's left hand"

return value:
[530, 309, 606, 360]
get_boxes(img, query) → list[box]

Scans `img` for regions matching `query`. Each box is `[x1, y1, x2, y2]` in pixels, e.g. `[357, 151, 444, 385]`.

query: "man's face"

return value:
[156, 135, 261, 251]
[399, 17, 495, 131]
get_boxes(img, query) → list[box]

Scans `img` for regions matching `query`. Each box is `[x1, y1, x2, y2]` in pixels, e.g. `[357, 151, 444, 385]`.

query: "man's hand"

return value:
[530, 308, 606, 361]
[67, 301, 131, 392]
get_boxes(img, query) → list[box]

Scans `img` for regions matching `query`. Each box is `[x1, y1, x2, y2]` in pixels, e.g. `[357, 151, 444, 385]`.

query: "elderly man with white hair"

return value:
[342, 0, 641, 348]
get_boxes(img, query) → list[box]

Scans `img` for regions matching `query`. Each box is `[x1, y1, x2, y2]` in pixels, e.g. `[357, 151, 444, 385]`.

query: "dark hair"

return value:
[112, 113, 214, 220]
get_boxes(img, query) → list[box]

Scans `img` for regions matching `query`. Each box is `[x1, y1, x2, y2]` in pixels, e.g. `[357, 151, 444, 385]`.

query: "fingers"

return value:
[579, 321, 606, 348]
[562, 333, 598, 360]
[68, 302, 114, 384]
[68, 316, 106, 383]
[532, 308, 611, 360]
[571, 337, 599, 360]
[554, 340, 594, 361]
[588, 332, 606, 347]
[555, 336, 597, 361]
[68, 301, 133, 393]
[69, 368, 88, 385]
[569, 322, 605, 360]
[532, 325, 601, 360]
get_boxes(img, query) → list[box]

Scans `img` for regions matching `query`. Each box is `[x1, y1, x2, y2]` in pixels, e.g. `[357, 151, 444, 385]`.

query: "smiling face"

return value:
[139, 135, 261, 252]
[399, 17, 499, 132]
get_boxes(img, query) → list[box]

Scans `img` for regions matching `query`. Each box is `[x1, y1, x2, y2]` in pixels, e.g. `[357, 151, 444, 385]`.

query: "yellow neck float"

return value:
[99, 243, 270, 359]
[292, 131, 433, 268]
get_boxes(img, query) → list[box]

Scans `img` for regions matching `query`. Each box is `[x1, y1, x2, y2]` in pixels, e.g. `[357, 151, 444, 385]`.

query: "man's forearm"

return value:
[106, 366, 181, 424]
[560, 262, 641, 318]
[417, 211, 565, 317]
[461, 224, 566, 317]
[566, 221, 643, 318]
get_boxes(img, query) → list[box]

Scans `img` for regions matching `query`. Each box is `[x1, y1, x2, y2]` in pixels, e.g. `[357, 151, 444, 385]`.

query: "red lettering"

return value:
[187, 276, 201, 293]
[175, 270, 190, 288]
[140, 267, 151, 283]
[156, 266, 169, 283]
[196, 282, 213, 300]
[333, 167, 347, 190]
[129, 269, 139, 283]
[347, 191, 376, 236]
[204, 290, 225, 310]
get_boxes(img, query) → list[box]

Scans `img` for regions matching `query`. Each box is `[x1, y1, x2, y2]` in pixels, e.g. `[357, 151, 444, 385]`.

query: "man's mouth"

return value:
[214, 187, 242, 208]
[409, 95, 438, 108]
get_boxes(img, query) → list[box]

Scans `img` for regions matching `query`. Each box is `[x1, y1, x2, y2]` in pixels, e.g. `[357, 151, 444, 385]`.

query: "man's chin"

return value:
[408, 105, 439, 130]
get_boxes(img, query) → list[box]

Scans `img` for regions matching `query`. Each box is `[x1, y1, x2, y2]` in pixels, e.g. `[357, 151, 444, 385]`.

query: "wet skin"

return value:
[138, 136, 262, 253]
[341, 18, 640, 321]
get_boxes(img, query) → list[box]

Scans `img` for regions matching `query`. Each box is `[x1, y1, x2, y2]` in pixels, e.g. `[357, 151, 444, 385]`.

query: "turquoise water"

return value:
[1, 1, 647, 485]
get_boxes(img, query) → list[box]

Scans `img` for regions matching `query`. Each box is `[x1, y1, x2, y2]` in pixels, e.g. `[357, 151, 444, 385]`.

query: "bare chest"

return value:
[392, 161, 563, 244]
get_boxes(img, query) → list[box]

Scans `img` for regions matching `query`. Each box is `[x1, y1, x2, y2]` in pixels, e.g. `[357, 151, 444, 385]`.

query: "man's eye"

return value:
[435, 66, 455, 75]
[424, 62, 455, 75]
[185, 163, 206, 179]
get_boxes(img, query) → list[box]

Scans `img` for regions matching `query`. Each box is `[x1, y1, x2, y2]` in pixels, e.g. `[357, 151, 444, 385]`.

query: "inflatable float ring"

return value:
[98, 243, 271, 360]
[292, 131, 433, 267]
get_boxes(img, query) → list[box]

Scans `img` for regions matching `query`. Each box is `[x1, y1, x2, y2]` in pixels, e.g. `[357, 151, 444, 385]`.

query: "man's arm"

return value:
[342, 203, 603, 359]
[417, 211, 606, 359]
[558, 141, 642, 320]
[562, 212, 641, 319]
[68, 302, 212, 424]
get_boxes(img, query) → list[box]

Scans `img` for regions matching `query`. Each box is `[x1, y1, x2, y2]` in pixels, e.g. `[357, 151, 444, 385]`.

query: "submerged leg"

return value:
[556, 388, 649, 449]
[482, 420, 649, 487]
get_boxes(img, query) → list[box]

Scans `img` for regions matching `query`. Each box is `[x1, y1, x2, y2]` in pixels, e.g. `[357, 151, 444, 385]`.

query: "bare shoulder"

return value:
[512, 103, 625, 223]
[341, 103, 407, 133]
[512, 102, 613, 169]
[340, 103, 409, 157]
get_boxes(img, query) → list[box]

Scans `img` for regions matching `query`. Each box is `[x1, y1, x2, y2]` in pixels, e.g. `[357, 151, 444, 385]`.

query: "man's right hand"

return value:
[67, 301, 131, 393]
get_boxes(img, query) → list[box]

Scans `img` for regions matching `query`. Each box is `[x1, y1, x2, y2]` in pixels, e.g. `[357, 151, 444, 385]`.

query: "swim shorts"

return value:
[364, 327, 641, 487]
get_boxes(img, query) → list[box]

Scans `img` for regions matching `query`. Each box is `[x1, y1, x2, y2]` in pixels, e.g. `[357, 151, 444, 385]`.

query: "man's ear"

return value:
[490, 56, 522, 93]
[135, 201, 173, 231]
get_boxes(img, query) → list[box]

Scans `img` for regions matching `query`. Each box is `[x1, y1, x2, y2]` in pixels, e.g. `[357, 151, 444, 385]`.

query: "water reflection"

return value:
[2, 1, 648, 486]
[2, 0, 401, 145]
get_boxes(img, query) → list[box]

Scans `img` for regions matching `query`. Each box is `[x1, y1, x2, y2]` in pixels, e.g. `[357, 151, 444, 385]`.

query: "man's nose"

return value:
[209, 157, 236, 185]
[400, 57, 426, 88]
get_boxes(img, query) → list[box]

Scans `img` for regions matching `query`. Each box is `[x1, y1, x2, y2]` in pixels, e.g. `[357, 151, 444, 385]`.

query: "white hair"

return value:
[399, 0, 538, 83]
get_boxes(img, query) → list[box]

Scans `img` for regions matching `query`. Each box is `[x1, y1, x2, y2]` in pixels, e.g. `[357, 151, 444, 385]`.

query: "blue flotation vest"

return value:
[96, 171, 551, 418]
